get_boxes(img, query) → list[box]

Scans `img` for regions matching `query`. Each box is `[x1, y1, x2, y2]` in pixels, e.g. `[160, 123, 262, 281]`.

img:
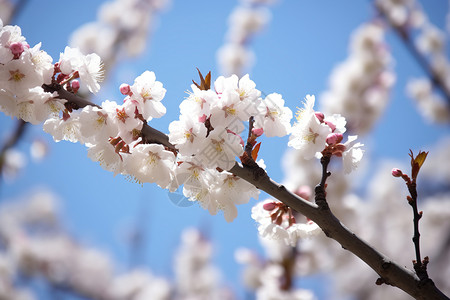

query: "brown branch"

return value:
[229, 163, 448, 300]
[315, 154, 331, 210]
[42, 82, 449, 299]
[245, 116, 255, 157]
[406, 181, 428, 279]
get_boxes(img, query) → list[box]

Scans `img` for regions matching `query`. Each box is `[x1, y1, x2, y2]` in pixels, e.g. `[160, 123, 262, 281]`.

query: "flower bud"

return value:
[315, 112, 325, 123]
[326, 133, 343, 145]
[391, 168, 403, 177]
[252, 127, 264, 137]
[9, 42, 24, 56]
[263, 202, 277, 211]
[71, 80, 80, 93]
[120, 83, 131, 95]
[198, 114, 207, 123]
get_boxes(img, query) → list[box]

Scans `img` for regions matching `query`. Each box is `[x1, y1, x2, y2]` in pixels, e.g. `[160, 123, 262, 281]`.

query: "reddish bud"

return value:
[71, 80, 80, 93]
[9, 42, 24, 56]
[326, 133, 343, 145]
[252, 127, 264, 137]
[120, 83, 131, 95]
[198, 114, 207, 123]
[315, 112, 324, 123]
[263, 202, 277, 211]
[391, 168, 403, 177]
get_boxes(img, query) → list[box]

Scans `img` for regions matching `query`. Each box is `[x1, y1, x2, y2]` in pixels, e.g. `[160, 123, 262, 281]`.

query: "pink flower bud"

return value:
[325, 120, 336, 132]
[263, 202, 277, 211]
[326, 133, 343, 145]
[315, 112, 324, 123]
[392, 168, 403, 177]
[120, 83, 131, 95]
[71, 80, 80, 93]
[9, 42, 24, 56]
[252, 127, 264, 137]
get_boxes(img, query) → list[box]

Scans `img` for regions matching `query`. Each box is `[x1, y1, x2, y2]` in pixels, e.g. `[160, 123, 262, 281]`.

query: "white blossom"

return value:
[124, 144, 175, 188]
[129, 70, 167, 121]
[288, 95, 331, 159]
[255, 92, 293, 137]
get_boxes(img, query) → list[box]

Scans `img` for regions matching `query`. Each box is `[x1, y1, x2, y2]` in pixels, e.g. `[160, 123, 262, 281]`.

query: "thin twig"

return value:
[406, 180, 430, 282]
[314, 154, 331, 210]
[245, 116, 255, 157]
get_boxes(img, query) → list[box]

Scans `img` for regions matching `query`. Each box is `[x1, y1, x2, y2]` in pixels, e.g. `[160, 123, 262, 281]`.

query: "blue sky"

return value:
[1, 0, 449, 299]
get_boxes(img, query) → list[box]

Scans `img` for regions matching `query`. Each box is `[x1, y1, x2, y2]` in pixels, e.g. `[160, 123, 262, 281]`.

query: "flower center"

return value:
[9, 69, 25, 82]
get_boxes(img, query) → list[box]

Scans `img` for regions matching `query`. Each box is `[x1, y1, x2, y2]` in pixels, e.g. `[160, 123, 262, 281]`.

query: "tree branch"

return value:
[229, 163, 449, 300]
[43, 83, 449, 299]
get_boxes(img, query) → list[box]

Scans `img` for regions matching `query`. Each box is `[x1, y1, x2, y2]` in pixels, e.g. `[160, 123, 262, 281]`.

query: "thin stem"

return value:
[245, 116, 255, 157]
[407, 181, 429, 281]
[315, 154, 331, 210]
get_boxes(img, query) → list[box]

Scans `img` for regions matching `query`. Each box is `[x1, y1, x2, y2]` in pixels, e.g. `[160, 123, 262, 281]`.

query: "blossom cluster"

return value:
[0, 21, 363, 228]
[252, 198, 321, 246]
[235, 241, 317, 300]
[0, 21, 61, 124]
[174, 228, 232, 299]
[320, 22, 395, 134]
[289, 95, 364, 173]
[167, 73, 294, 221]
